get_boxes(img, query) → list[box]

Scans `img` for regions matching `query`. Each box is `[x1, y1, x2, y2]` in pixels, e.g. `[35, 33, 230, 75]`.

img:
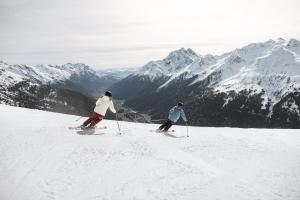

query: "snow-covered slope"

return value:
[1, 105, 300, 200]
[0, 61, 24, 86]
[212, 38, 300, 106]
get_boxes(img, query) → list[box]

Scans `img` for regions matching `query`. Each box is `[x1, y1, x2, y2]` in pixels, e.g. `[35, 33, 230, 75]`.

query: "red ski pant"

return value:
[82, 112, 104, 128]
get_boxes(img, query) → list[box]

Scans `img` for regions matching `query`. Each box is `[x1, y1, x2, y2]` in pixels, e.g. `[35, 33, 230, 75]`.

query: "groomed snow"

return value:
[0, 105, 300, 200]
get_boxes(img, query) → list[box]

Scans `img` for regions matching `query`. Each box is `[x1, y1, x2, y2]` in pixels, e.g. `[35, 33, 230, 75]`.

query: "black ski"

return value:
[68, 126, 107, 130]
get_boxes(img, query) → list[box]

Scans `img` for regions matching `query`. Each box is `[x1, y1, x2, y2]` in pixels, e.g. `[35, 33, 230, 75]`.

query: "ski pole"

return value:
[186, 122, 189, 137]
[116, 113, 121, 134]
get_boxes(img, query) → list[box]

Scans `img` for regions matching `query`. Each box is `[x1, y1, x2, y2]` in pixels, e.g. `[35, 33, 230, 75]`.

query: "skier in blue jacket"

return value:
[158, 101, 187, 132]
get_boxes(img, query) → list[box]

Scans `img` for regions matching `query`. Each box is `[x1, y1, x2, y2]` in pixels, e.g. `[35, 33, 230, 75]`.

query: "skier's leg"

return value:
[82, 115, 95, 127]
[163, 120, 173, 131]
[158, 120, 168, 130]
[87, 118, 102, 128]
[87, 113, 104, 128]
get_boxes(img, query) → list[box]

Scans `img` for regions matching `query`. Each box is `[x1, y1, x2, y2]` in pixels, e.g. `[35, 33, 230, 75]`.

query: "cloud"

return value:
[0, 0, 300, 69]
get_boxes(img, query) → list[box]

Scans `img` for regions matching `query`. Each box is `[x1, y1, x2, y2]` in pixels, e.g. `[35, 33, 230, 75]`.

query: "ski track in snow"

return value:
[0, 105, 300, 200]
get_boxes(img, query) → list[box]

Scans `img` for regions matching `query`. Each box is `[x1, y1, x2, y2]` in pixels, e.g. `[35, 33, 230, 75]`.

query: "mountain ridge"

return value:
[1, 38, 300, 127]
[110, 38, 300, 128]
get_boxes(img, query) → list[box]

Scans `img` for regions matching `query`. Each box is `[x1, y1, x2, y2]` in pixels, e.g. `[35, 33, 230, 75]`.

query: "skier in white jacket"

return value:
[80, 91, 116, 129]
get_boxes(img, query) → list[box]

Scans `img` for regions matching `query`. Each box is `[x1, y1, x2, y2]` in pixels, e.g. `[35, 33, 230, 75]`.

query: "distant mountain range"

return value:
[97, 67, 137, 80]
[110, 38, 300, 128]
[0, 62, 132, 116]
[0, 61, 147, 121]
[1, 38, 299, 128]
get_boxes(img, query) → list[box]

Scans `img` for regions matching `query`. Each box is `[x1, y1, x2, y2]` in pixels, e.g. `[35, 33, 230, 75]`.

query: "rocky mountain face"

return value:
[110, 38, 300, 128]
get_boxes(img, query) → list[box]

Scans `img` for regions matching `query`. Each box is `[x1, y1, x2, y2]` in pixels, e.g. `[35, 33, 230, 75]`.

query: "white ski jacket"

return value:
[94, 96, 116, 116]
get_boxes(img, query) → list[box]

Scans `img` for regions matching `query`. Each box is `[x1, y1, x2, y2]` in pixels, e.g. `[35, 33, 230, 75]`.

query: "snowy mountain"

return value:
[0, 61, 114, 97]
[110, 38, 300, 128]
[97, 67, 137, 79]
[135, 48, 199, 79]
[1, 38, 300, 127]
[135, 38, 300, 105]
[0, 62, 118, 116]
[1, 105, 300, 200]
[0, 61, 143, 119]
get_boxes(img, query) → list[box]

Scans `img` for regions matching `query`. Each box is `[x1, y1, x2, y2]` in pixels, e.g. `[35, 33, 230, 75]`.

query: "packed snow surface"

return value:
[0, 105, 300, 200]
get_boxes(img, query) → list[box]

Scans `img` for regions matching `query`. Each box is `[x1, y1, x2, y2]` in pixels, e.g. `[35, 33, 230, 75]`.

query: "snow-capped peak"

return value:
[0, 60, 8, 67]
[286, 38, 300, 55]
[164, 48, 199, 61]
[287, 38, 300, 47]
[136, 38, 299, 81]
[265, 37, 287, 45]
[135, 48, 200, 79]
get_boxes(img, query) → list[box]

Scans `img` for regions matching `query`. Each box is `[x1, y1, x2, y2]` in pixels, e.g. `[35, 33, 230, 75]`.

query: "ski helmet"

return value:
[105, 91, 112, 97]
[177, 101, 183, 107]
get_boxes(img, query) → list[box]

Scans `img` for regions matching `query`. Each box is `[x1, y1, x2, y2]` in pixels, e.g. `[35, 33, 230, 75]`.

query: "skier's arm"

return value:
[181, 110, 187, 122]
[169, 106, 175, 114]
[109, 101, 117, 113]
[95, 96, 103, 106]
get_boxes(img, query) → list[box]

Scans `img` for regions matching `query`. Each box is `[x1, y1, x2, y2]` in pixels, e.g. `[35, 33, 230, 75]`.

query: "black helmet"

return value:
[105, 91, 112, 97]
[177, 101, 183, 107]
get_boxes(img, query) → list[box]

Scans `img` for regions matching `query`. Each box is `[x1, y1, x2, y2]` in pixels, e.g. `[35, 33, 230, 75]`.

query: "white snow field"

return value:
[0, 105, 300, 200]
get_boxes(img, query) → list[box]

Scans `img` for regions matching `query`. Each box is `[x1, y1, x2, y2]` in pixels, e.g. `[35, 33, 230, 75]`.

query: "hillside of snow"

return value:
[0, 105, 299, 200]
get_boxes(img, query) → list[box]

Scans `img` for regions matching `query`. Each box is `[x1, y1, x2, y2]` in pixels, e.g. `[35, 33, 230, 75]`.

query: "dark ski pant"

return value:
[159, 119, 173, 131]
[82, 112, 104, 128]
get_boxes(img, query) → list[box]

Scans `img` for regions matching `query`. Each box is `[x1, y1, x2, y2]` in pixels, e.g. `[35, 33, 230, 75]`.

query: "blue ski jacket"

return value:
[168, 106, 187, 123]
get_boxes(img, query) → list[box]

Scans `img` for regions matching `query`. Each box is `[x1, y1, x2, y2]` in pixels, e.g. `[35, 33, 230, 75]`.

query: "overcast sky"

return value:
[0, 0, 300, 69]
